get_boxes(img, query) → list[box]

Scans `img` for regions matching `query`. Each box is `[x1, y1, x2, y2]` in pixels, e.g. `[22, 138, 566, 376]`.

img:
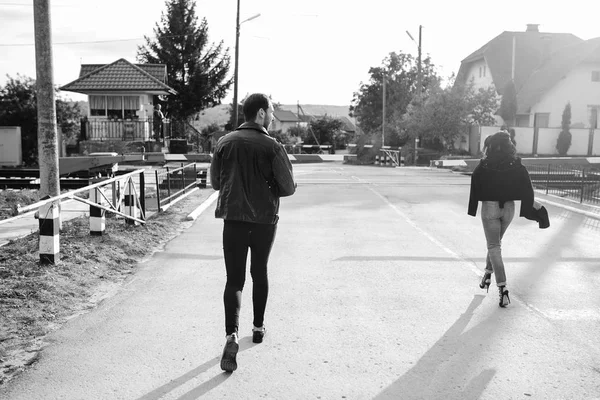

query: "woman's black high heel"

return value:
[479, 271, 492, 292]
[499, 287, 510, 308]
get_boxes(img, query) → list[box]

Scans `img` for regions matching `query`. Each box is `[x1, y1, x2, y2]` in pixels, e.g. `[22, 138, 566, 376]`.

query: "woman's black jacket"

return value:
[468, 155, 535, 219]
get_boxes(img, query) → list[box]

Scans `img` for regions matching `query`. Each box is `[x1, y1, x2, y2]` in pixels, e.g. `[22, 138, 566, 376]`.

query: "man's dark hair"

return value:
[243, 93, 270, 122]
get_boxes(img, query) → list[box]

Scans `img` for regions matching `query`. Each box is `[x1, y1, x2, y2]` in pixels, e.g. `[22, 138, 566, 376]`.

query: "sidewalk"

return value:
[0, 199, 90, 247]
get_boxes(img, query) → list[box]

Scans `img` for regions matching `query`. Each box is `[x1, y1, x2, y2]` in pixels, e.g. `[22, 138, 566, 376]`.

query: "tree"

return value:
[304, 117, 344, 147]
[556, 102, 572, 156]
[467, 85, 499, 127]
[350, 51, 438, 145]
[498, 80, 517, 127]
[401, 79, 498, 150]
[0, 75, 83, 165]
[137, 0, 232, 120]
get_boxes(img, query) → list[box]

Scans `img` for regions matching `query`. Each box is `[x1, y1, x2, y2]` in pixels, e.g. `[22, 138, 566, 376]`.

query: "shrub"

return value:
[556, 103, 572, 156]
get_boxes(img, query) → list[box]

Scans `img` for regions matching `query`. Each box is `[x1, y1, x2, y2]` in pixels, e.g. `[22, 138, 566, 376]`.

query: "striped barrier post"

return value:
[39, 200, 60, 264]
[197, 169, 207, 188]
[400, 154, 405, 166]
[124, 179, 140, 226]
[89, 187, 105, 236]
[375, 155, 379, 165]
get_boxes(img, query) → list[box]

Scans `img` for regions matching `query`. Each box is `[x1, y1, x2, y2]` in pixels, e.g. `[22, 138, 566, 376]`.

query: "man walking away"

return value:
[210, 93, 296, 372]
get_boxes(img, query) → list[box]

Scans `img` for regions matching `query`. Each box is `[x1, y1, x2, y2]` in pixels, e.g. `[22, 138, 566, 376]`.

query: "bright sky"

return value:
[1, 0, 599, 107]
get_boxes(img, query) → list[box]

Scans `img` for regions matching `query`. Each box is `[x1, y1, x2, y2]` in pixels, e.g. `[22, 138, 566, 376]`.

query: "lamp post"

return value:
[232, 1, 261, 128]
[406, 25, 422, 165]
[382, 70, 386, 147]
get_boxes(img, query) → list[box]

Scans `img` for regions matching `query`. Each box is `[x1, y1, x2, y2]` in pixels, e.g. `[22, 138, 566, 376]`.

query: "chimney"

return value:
[526, 24, 540, 32]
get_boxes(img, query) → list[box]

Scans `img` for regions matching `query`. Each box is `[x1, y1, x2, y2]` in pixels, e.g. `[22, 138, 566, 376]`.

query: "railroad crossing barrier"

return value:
[376, 147, 404, 167]
[17, 169, 147, 264]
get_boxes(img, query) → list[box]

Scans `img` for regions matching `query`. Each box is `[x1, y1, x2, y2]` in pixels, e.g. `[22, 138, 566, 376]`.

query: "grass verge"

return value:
[0, 189, 212, 385]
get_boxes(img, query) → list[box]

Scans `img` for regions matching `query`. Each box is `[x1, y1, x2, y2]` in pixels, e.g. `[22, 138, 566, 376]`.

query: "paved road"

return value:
[1, 163, 599, 399]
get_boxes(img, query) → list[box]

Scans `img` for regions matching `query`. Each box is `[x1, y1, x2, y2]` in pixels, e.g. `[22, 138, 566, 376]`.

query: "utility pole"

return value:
[232, 0, 241, 129]
[417, 25, 422, 96]
[415, 24, 422, 165]
[382, 71, 386, 147]
[33, 1, 59, 199]
[34, 0, 60, 264]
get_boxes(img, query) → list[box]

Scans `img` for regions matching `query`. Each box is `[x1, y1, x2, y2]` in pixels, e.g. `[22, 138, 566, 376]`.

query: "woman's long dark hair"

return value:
[484, 131, 517, 160]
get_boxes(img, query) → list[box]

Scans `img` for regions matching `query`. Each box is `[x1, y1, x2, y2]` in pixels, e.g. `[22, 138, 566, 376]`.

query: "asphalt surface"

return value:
[1, 163, 599, 399]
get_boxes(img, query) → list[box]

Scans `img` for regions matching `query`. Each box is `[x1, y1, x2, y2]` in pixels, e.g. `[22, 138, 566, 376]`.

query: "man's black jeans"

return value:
[223, 220, 277, 335]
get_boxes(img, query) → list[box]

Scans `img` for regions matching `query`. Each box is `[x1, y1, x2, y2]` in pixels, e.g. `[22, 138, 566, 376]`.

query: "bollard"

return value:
[375, 155, 379, 166]
[89, 187, 105, 236]
[124, 179, 140, 226]
[39, 200, 60, 264]
[198, 169, 207, 188]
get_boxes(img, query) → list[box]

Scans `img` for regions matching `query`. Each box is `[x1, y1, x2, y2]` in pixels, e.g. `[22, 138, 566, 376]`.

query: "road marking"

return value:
[367, 186, 482, 277]
[368, 186, 600, 325]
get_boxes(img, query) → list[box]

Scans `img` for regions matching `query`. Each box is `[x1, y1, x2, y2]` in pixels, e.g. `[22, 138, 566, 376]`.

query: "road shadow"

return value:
[135, 336, 256, 400]
[373, 295, 498, 400]
[153, 252, 222, 261]
[334, 255, 600, 263]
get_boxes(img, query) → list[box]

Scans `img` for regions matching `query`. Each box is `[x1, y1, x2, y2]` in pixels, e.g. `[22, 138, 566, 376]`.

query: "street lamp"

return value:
[406, 25, 422, 165]
[232, 0, 261, 128]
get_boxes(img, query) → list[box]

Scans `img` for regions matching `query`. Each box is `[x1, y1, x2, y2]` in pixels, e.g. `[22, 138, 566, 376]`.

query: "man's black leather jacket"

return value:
[210, 122, 296, 224]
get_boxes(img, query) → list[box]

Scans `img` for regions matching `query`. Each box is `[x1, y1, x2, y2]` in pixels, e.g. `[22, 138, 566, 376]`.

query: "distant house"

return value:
[60, 58, 177, 142]
[338, 116, 356, 135]
[457, 24, 600, 155]
[271, 110, 302, 133]
[456, 24, 600, 129]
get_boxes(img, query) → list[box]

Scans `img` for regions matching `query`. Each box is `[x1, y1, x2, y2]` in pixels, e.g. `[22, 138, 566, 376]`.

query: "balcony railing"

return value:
[81, 118, 171, 142]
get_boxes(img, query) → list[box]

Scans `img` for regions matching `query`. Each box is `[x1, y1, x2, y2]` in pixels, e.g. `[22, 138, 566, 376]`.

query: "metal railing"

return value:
[82, 118, 173, 141]
[154, 163, 207, 211]
[527, 164, 600, 207]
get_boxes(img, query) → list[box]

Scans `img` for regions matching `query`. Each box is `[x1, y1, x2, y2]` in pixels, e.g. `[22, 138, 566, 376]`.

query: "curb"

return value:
[535, 194, 600, 221]
[186, 191, 219, 221]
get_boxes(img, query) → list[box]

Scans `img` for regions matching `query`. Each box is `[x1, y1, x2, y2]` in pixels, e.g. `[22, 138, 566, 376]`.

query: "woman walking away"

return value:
[468, 131, 546, 307]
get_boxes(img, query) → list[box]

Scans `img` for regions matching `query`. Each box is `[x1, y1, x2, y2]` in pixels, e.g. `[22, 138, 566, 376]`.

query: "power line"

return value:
[0, 32, 269, 47]
[0, 33, 195, 47]
[0, 37, 145, 47]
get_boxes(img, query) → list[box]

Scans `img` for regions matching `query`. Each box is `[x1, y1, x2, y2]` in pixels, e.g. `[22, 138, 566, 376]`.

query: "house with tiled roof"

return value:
[457, 24, 600, 156]
[60, 58, 176, 142]
[271, 109, 302, 133]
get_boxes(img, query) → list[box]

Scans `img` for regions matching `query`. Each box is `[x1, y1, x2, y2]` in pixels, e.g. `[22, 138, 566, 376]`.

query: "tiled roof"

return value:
[60, 58, 176, 94]
[457, 30, 582, 95]
[274, 109, 301, 122]
[517, 37, 600, 113]
[79, 63, 167, 83]
[338, 116, 356, 132]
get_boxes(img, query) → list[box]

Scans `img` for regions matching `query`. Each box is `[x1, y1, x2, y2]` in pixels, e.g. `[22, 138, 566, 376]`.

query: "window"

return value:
[89, 95, 106, 116]
[592, 71, 600, 82]
[106, 96, 123, 119]
[123, 96, 140, 119]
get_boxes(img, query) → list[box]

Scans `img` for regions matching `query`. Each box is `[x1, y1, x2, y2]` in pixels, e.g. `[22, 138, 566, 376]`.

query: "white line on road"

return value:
[367, 187, 482, 277]
[368, 186, 597, 323]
